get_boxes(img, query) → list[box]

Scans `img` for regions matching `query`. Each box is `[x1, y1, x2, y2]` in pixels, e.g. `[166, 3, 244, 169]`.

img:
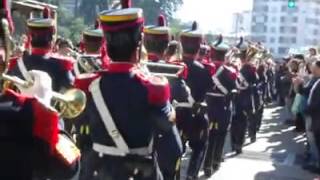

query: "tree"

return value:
[57, 7, 86, 43]
[78, 0, 109, 24]
[169, 18, 189, 37]
[132, 0, 183, 24]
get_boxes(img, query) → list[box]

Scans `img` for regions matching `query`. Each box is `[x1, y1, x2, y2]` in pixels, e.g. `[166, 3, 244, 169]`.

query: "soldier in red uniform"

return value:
[231, 39, 260, 154]
[9, 7, 74, 92]
[76, 0, 177, 179]
[179, 21, 214, 179]
[144, 14, 190, 180]
[74, 20, 109, 75]
[203, 36, 238, 177]
[210, 35, 229, 70]
[0, 1, 80, 179]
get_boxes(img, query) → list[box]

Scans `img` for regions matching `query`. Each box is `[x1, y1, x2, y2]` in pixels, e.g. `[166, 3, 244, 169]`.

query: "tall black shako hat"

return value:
[210, 35, 230, 61]
[236, 36, 249, 60]
[82, 19, 104, 53]
[99, 0, 144, 61]
[144, 14, 170, 57]
[99, 0, 144, 33]
[27, 6, 55, 48]
[180, 21, 204, 55]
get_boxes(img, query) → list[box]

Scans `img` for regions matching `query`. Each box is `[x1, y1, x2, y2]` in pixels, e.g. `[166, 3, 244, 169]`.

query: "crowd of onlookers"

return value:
[275, 48, 320, 175]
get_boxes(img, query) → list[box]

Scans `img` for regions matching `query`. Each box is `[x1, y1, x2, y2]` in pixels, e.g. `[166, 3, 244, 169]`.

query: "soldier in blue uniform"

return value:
[77, 0, 177, 179]
[257, 61, 267, 131]
[210, 35, 226, 70]
[0, 1, 80, 179]
[180, 21, 214, 180]
[231, 40, 259, 154]
[9, 8, 74, 93]
[72, 22, 106, 180]
[144, 14, 184, 180]
[203, 37, 238, 177]
[74, 20, 107, 76]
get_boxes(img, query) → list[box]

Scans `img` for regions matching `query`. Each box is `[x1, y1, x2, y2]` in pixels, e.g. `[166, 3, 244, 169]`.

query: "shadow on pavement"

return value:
[254, 163, 317, 180]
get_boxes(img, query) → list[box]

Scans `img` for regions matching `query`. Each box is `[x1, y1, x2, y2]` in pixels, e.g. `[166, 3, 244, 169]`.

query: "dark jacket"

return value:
[305, 78, 320, 130]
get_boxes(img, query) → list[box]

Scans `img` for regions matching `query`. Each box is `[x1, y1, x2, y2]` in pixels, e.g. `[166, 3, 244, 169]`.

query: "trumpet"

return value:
[140, 61, 185, 78]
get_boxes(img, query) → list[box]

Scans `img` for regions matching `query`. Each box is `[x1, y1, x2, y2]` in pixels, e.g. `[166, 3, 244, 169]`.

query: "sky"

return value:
[176, 0, 253, 33]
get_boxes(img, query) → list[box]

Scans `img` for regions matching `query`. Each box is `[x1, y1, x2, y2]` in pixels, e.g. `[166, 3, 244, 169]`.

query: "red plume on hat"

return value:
[158, 14, 166, 26]
[192, 21, 198, 31]
[43, 6, 51, 19]
[121, 0, 131, 9]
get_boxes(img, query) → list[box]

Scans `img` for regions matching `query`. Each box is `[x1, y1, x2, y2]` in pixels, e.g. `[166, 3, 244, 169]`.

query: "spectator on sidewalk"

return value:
[296, 60, 320, 174]
[293, 60, 318, 169]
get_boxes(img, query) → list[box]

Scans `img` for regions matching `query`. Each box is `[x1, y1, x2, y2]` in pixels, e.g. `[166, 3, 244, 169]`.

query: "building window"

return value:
[281, 5, 299, 12]
[279, 37, 296, 44]
[252, 24, 267, 33]
[270, 27, 276, 33]
[253, 5, 269, 12]
[270, 48, 275, 53]
[270, 37, 275, 43]
[306, 18, 319, 25]
[252, 36, 267, 43]
[278, 47, 288, 54]
[280, 16, 298, 23]
[279, 26, 297, 34]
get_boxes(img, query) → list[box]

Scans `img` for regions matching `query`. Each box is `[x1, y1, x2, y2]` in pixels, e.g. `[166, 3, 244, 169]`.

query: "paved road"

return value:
[181, 104, 318, 180]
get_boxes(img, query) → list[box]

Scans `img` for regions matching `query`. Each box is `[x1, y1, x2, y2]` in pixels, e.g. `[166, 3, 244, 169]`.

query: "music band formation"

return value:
[0, 0, 276, 179]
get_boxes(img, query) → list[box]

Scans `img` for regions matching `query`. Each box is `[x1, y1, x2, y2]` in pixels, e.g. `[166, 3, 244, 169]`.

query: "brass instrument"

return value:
[78, 55, 102, 73]
[70, 50, 102, 74]
[1, 73, 87, 119]
[0, 17, 86, 119]
[140, 61, 185, 78]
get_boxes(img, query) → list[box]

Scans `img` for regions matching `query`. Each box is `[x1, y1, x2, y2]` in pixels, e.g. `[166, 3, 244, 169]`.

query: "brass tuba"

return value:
[0, 18, 86, 119]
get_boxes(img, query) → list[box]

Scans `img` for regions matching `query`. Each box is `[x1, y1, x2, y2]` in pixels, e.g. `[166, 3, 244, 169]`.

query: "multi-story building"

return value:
[232, 10, 252, 38]
[251, 0, 320, 57]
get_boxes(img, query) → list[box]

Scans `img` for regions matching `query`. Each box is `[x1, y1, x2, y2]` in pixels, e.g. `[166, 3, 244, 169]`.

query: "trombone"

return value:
[0, 18, 86, 119]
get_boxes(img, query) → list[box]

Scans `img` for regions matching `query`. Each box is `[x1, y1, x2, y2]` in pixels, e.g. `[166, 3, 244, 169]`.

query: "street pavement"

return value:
[181, 104, 318, 180]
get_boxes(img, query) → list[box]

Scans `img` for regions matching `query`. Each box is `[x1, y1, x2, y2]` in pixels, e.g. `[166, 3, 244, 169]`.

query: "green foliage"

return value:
[79, 0, 109, 24]
[57, 7, 86, 43]
[12, 0, 183, 44]
[133, 0, 183, 24]
[12, 11, 27, 38]
[169, 18, 187, 37]
[67, 18, 87, 43]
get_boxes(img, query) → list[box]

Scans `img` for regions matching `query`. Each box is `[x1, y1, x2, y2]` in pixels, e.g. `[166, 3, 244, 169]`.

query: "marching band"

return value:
[0, 0, 281, 179]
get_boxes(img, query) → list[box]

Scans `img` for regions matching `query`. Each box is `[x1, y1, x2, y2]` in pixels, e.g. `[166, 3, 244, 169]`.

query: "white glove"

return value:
[17, 70, 53, 106]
